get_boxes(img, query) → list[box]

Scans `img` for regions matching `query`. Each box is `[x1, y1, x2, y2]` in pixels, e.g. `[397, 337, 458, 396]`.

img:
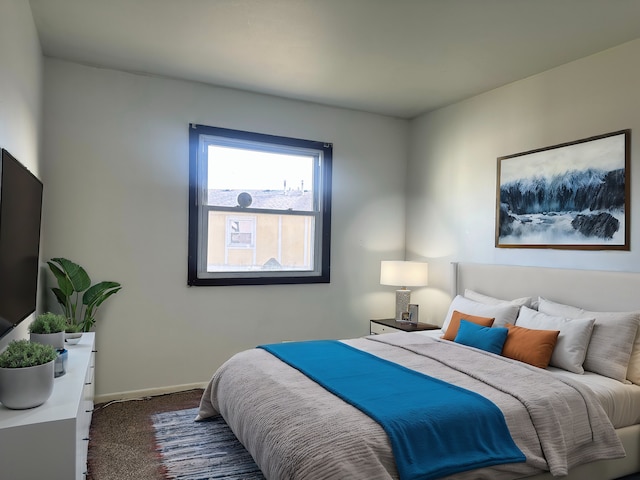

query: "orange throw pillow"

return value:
[502, 324, 560, 369]
[442, 310, 495, 341]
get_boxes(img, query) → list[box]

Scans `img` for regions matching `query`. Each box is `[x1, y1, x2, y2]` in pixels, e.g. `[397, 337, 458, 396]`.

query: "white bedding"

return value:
[199, 333, 624, 480]
[548, 367, 640, 428]
[417, 329, 640, 429]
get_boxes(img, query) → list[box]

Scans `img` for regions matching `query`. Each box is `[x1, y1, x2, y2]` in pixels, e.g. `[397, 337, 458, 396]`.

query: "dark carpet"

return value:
[87, 389, 204, 480]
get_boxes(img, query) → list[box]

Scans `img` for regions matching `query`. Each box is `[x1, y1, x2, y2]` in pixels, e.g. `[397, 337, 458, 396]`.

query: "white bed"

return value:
[447, 262, 640, 480]
[198, 262, 640, 479]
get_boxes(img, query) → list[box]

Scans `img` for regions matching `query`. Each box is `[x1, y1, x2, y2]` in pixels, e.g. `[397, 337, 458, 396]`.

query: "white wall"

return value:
[407, 39, 640, 325]
[0, 0, 43, 348]
[41, 19, 640, 401]
[41, 59, 409, 399]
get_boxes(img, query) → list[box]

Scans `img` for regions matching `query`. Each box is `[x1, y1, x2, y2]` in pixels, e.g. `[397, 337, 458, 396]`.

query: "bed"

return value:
[198, 262, 640, 479]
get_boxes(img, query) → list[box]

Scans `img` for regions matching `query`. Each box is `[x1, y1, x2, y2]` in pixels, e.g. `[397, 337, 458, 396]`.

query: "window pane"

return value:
[206, 211, 315, 273]
[207, 146, 315, 212]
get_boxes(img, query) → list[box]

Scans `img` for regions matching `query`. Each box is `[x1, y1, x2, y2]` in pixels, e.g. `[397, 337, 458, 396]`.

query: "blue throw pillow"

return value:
[454, 320, 508, 355]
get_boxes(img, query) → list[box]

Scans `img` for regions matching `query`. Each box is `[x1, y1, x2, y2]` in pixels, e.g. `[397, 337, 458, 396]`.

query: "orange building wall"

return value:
[207, 211, 313, 270]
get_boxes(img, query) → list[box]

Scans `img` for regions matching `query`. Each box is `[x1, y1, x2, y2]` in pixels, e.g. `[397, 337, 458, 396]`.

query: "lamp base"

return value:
[395, 288, 411, 322]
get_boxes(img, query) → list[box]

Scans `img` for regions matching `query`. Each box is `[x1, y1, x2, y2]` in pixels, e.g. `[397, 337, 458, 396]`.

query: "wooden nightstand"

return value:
[370, 318, 440, 335]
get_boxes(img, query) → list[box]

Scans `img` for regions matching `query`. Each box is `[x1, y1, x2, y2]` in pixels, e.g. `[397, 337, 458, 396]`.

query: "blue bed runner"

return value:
[258, 340, 525, 480]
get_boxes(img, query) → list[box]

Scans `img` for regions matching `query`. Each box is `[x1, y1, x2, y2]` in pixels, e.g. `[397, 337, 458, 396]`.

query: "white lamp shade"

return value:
[380, 261, 428, 287]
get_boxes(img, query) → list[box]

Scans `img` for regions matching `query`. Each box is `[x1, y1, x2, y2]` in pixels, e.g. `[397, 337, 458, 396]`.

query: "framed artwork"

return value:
[496, 129, 630, 250]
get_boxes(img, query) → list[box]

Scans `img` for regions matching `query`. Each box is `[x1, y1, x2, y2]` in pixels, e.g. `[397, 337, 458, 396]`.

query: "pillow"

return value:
[443, 296, 520, 332]
[464, 289, 532, 308]
[538, 297, 640, 383]
[442, 310, 495, 341]
[515, 306, 595, 374]
[454, 320, 508, 355]
[501, 323, 560, 369]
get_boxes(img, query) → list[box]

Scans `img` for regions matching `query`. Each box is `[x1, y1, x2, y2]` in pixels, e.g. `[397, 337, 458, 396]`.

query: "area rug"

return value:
[152, 407, 265, 480]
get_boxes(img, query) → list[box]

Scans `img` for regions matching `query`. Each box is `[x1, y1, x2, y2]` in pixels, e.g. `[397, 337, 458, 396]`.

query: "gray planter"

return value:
[64, 332, 83, 345]
[0, 360, 55, 409]
[30, 331, 65, 350]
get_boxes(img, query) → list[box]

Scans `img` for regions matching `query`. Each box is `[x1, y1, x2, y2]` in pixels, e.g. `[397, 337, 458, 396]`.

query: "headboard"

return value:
[452, 262, 640, 312]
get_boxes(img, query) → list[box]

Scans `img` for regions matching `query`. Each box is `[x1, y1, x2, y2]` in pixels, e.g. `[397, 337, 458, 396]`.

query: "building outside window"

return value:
[188, 124, 332, 286]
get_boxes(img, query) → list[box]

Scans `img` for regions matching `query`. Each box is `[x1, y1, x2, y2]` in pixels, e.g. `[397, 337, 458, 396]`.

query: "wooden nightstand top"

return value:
[370, 318, 440, 333]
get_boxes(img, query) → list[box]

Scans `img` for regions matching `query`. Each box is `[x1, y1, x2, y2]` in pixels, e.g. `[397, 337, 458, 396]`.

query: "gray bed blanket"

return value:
[197, 333, 625, 480]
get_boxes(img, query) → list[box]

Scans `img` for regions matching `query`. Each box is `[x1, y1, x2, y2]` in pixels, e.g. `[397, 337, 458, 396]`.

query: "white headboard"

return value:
[452, 262, 640, 312]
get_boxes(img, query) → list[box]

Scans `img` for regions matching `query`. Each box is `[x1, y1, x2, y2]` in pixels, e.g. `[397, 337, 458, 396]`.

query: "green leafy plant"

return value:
[0, 340, 58, 368]
[47, 257, 122, 332]
[28, 312, 67, 334]
[64, 322, 83, 334]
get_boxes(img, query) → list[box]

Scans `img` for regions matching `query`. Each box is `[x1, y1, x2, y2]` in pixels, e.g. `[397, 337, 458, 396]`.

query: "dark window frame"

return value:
[188, 124, 332, 286]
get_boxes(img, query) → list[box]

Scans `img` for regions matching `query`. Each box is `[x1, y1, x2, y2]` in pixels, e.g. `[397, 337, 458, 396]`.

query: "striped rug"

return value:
[152, 407, 265, 480]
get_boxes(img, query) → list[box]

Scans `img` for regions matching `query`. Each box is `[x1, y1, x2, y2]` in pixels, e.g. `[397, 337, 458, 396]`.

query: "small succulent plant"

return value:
[0, 340, 58, 368]
[64, 322, 83, 334]
[28, 312, 67, 334]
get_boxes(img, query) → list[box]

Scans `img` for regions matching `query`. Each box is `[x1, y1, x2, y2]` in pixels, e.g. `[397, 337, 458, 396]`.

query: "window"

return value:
[188, 124, 332, 286]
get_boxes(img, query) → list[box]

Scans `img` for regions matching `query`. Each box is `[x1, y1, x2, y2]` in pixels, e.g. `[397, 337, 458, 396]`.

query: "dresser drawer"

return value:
[370, 321, 401, 335]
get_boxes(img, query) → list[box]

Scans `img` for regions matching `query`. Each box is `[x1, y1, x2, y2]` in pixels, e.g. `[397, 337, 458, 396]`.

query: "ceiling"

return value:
[28, 0, 640, 119]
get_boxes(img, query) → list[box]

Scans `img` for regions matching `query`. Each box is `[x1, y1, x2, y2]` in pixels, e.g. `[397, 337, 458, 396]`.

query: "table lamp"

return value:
[380, 261, 429, 322]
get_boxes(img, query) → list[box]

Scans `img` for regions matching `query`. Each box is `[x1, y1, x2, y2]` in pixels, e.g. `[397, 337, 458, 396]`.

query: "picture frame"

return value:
[408, 304, 419, 324]
[496, 129, 630, 250]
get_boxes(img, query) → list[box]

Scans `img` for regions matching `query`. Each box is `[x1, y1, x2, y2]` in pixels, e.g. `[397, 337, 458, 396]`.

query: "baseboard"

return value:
[94, 382, 208, 404]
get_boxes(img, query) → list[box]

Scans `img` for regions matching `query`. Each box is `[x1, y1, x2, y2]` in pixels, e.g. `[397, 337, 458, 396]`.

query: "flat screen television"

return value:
[0, 149, 43, 339]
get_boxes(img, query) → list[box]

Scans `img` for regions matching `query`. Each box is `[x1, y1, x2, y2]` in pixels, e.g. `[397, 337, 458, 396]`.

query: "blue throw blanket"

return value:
[258, 340, 525, 480]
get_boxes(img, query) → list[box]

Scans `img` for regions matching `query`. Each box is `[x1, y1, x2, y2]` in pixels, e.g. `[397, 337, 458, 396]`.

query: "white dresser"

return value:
[0, 332, 95, 480]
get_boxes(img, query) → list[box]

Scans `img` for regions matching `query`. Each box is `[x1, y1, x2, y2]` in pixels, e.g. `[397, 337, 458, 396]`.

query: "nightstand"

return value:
[370, 318, 440, 335]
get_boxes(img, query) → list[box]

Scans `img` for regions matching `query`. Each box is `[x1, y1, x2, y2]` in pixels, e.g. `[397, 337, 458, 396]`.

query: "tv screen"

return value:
[0, 149, 43, 339]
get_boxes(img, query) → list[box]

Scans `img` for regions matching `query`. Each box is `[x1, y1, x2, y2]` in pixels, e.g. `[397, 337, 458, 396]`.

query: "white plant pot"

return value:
[30, 331, 65, 350]
[0, 360, 55, 409]
[65, 332, 83, 345]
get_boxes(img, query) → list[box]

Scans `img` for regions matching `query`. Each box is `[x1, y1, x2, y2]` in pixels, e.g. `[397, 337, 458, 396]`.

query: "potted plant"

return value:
[63, 322, 83, 345]
[29, 312, 67, 350]
[47, 257, 122, 332]
[0, 340, 57, 409]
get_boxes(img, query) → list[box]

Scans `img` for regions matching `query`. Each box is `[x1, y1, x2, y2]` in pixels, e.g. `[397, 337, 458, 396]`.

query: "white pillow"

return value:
[515, 306, 595, 374]
[464, 289, 532, 308]
[538, 297, 640, 383]
[443, 295, 521, 332]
